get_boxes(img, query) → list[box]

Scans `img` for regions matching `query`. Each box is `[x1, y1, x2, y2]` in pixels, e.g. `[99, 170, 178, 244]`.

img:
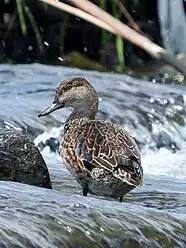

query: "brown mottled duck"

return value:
[38, 77, 143, 202]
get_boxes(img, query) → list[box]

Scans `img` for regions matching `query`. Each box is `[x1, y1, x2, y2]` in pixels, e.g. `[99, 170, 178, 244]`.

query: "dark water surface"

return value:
[0, 64, 186, 247]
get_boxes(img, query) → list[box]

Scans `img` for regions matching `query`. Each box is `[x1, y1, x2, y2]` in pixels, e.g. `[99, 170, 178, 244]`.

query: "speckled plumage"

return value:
[38, 77, 143, 202]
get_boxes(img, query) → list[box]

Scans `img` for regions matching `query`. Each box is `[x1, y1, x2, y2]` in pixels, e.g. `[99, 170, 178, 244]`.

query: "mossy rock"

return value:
[59, 51, 107, 71]
[0, 129, 52, 189]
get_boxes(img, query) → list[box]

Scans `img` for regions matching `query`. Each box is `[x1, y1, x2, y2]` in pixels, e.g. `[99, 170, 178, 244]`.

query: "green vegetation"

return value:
[112, 0, 125, 71]
[99, 0, 125, 69]
[16, 0, 27, 36]
[16, 0, 43, 54]
[4, 0, 127, 70]
[24, 3, 44, 54]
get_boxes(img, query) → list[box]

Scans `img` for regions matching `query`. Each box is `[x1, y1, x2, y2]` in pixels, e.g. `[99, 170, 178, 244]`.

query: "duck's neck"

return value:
[64, 92, 98, 133]
[64, 109, 94, 133]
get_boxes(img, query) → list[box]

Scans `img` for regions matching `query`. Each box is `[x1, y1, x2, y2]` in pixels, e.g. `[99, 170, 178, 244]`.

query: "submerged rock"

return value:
[60, 51, 107, 71]
[135, 54, 186, 84]
[0, 129, 52, 189]
[37, 137, 60, 153]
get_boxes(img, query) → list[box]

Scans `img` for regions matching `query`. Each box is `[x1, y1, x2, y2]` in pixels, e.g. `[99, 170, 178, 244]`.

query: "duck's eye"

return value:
[66, 85, 72, 91]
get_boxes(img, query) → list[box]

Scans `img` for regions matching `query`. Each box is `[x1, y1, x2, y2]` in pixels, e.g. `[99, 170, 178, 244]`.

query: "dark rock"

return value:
[0, 129, 52, 189]
[45, 138, 60, 153]
[152, 131, 179, 153]
[37, 137, 60, 153]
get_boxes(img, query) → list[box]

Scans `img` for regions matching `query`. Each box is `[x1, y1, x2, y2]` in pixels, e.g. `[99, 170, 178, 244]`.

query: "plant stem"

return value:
[112, 0, 124, 67]
[59, 14, 69, 54]
[99, 0, 112, 64]
[24, 4, 44, 54]
[113, 0, 146, 36]
[16, 0, 27, 36]
[3, 10, 17, 40]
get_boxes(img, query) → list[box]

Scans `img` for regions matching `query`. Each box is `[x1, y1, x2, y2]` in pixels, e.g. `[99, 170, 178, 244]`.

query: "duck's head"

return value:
[38, 77, 98, 117]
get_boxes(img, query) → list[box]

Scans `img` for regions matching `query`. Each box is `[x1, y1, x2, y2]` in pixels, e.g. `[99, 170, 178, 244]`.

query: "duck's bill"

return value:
[38, 102, 62, 117]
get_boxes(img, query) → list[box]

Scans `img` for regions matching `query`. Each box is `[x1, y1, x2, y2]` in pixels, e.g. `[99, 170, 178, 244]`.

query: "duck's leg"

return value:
[83, 184, 88, 196]
[119, 196, 123, 202]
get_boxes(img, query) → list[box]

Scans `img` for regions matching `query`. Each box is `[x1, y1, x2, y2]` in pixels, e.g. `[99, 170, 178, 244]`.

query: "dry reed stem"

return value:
[113, 0, 146, 36]
[39, 0, 164, 58]
[39, 0, 117, 34]
[38, 0, 186, 74]
[67, 0, 165, 58]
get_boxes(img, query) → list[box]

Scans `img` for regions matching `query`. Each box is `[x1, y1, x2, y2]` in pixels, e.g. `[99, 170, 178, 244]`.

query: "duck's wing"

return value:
[74, 120, 143, 186]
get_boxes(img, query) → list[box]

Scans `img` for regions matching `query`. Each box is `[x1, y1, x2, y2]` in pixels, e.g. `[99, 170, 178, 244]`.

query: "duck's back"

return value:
[62, 119, 143, 188]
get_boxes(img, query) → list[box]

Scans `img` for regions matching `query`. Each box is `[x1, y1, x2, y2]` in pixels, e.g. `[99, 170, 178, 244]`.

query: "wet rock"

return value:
[152, 131, 179, 153]
[0, 129, 52, 189]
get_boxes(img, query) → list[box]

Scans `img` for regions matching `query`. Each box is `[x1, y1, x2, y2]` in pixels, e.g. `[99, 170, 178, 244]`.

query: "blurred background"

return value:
[1, 0, 185, 72]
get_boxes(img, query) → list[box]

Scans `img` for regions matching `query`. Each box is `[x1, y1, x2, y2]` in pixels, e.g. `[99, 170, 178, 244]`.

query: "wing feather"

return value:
[74, 120, 143, 186]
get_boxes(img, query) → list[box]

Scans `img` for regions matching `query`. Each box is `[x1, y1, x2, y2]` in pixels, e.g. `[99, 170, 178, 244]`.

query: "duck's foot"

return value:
[119, 196, 123, 202]
[83, 184, 88, 196]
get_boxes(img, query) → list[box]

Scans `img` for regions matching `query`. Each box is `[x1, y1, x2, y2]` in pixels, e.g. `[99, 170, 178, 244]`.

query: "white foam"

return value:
[143, 148, 186, 179]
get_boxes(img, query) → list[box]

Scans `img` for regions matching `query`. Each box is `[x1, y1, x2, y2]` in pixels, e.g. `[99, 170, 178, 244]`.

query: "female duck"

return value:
[38, 77, 143, 202]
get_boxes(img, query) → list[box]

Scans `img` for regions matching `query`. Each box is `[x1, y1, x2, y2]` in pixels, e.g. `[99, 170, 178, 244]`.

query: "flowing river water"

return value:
[0, 64, 186, 247]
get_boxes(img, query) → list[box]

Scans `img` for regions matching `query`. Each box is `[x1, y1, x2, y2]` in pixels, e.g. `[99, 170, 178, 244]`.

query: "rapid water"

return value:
[0, 64, 186, 247]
